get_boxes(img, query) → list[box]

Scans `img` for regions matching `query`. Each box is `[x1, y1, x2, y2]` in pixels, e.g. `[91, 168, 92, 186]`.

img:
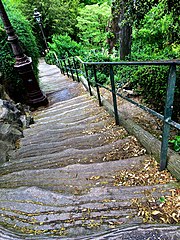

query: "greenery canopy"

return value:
[0, 0, 179, 119]
[0, 0, 39, 102]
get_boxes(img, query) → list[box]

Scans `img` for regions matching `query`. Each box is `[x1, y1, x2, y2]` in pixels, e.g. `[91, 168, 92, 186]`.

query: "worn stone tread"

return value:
[0, 59, 177, 239]
[0, 136, 144, 176]
[20, 123, 125, 146]
[11, 128, 128, 159]
[35, 105, 102, 123]
[36, 98, 96, 118]
[0, 184, 172, 238]
[22, 119, 112, 138]
[0, 156, 145, 190]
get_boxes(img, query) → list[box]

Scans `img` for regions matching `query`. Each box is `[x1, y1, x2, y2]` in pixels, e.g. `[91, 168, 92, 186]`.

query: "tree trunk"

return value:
[119, 23, 132, 60]
[106, 1, 120, 54]
[119, 0, 132, 60]
[107, 0, 132, 59]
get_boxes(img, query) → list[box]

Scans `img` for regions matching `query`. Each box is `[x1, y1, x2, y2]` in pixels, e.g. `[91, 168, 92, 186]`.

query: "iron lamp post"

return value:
[0, 0, 48, 107]
[34, 9, 48, 52]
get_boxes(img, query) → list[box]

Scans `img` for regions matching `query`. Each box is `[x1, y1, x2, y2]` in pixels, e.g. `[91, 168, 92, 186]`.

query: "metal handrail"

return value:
[55, 55, 180, 171]
[82, 60, 180, 65]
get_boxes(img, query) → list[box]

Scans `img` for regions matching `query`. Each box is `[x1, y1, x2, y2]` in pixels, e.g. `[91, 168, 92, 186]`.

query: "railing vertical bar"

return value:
[60, 60, 65, 75]
[93, 65, 102, 106]
[63, 59, 69, 77]
[68, 58, 75, 81]
[73, 57, 80, 82]
[160, 64, 176, 170]
[59, 59, 63, 74]
[84, 64, 93, 96]
[53, 53, 63, 73]
[110, 65, 120, 125]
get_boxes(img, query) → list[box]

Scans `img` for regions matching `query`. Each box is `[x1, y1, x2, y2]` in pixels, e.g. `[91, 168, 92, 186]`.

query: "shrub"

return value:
[45, 34, 84, 62]
[0, 2, 39, 103]
[169, 135, 180, 152]
[126, 1, 180, 120]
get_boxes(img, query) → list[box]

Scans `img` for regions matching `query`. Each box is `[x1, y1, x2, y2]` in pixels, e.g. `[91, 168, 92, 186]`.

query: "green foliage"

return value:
[132, 1, 179, 60]
[80, 0, 111, 5]
[17, 0, 80, 40]
[0, 1, 39, 102]
[76, 3, 111, 49]
[45, 34, 84, 62]
[127, 1, 180, 119]
[82, 49, 114, 86]
[169, 136, 180, 152]
[82, 49, 113, 62]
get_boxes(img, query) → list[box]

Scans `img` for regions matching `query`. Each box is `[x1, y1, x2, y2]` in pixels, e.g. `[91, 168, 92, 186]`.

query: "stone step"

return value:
[38, 61, 60, 76]
[1, 136, 145, 175]
[0, 224, 179, 240]
[42, 95, 94, 111]
[23, 113, 111, 137]
[0, 156, 145, 191]
[21, 121, 126, 144]
[42, 94, 89, 110]
[11, 126, 128, 159]
[41, 79, 84, 98]
[33, 107, 104, 126]
[21, 115, 112, 144]
[23, 119, 112, 138]
[36, 98, 95, 118]
[0, 185, 170, 238]
[34, 104, 101, 124]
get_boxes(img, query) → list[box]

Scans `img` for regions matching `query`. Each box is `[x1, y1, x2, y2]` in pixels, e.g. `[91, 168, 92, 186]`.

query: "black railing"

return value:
[53, 53, 180, 171]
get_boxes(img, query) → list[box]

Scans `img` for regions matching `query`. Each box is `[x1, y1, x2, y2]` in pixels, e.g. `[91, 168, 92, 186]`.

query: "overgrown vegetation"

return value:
[169, 136, 180, 152]
[0, 0, 39, 102]
[44, 0, 179, 120]
[0, 0, 179, 120]
[76, 3, 110, 49]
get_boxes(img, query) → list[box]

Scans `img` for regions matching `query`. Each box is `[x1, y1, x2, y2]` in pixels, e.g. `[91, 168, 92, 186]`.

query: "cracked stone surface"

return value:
[0, 59, 179, 239]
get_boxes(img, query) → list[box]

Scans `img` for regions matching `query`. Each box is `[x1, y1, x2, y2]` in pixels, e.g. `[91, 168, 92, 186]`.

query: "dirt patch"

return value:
[100, 87, 179, 149]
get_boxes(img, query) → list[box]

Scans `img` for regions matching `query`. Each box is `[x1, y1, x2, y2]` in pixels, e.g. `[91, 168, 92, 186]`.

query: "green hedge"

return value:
[45, 34, 84, 62]
[0, 2, 39, 103]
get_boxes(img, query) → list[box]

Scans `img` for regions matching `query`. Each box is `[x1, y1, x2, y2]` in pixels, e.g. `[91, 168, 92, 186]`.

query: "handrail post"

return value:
[61, 60, 65, 75]
[63, 59, 69, 77]
[93, 65, 102, 106]
[58, 59, 63, 74]
[68, 58, 75, 81]
[160, 64, 176, 170]
[84, 64, 93, 96]
[110, 65, 120, 125]
[73, 57, 80, 82]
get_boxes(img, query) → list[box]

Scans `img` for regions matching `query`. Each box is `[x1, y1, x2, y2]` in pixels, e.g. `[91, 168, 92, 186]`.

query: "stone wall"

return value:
[0, 85, 33, 164]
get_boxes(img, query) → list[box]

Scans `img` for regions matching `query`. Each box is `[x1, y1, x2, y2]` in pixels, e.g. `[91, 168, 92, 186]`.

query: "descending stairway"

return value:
[0, 59, 179, 239]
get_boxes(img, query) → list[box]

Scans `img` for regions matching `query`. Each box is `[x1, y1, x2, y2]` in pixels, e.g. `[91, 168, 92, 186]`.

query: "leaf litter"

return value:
[88, 156, 179, 225]
[112, 157, 179, 224]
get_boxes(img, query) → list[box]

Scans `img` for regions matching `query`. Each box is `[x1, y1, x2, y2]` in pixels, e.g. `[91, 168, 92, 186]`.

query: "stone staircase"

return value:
[0, 59, 179, 239]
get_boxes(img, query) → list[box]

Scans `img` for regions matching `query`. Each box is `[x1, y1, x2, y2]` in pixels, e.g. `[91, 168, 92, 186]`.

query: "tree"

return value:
[107, 0, 133, 60]
[76, 3, 110, 49]
[15, 0, 80, 41]
[107, 0, 159, 59]
[79, 0, 110, 5]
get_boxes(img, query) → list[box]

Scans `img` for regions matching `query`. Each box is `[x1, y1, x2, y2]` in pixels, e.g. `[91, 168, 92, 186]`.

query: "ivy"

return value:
[0, 1, 39, 102]
[169, 136, 180, 152]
